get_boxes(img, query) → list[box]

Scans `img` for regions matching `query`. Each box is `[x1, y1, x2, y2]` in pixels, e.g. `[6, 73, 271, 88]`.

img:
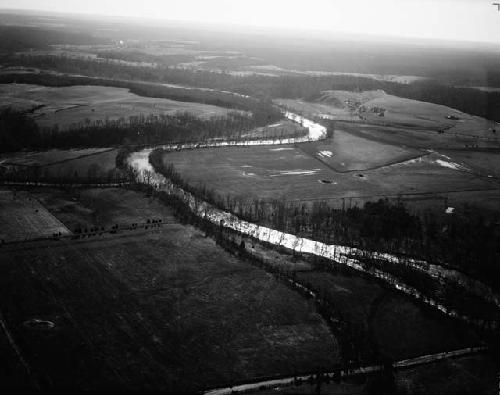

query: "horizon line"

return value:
[1, 6, 500, 48]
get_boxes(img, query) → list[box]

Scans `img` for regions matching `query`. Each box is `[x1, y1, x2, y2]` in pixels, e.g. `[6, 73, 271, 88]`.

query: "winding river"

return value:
[127, 112, 499, 330]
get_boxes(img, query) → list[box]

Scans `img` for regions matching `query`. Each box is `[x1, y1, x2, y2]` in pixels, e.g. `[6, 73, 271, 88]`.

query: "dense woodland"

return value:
[149, 152, 500, 291]
[3, 54, 500, 121]
[97, 50, 193, 67]
[0, 107, 283, 152]
[0, 26, 109, 51]
[0, 108, 41, 152]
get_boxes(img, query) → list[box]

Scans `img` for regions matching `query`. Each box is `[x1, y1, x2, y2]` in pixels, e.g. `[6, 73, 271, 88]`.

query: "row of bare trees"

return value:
[0, 106, 284, 153]
[149, 154, 500, 292]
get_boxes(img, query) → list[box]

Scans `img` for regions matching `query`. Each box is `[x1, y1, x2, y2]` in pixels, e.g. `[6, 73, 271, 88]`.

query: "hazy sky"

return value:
[1, 0, 500, 43]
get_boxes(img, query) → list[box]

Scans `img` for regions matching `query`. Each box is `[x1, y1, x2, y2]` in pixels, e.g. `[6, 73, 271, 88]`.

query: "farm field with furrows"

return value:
[33, 188, 178, 231]
[0, 189, 71, 242]
[0, 189, 337, 391]
[0, 84, 239, 129]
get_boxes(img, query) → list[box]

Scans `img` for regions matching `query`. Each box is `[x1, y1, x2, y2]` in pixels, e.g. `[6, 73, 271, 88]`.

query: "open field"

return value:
[0, 148, 110, 167]
[278, 98, 354, 121]
[319, 90, 496, 135]
[278, 91, 500, 145]
[0, 189, 337, 390]
[338, 122, 500, 151]
[241, 119, 307, 140]
[0, 83, 238, 130]
[34, 188, 177, 231]
[299, 132, 423, 172]
[162, 143, 500, 209]
[440, 150, 500, 178]
[248, 65, 427, 83]
[40, 149, 121, 179]
[0, 189, 70, 242]
[0, 149, 123, 180]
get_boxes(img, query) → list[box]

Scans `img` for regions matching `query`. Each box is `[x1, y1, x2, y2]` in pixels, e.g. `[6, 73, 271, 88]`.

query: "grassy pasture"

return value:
[241, 119, 307, 139]
[0, 148, 110, 167]
[40, 149, 121, 179]
[0, 189, 71, 242]
[440, 150, 500, 178]
[1, 149, 124, 180]
[250, 66, 426, 83]
[0, 192, 337, 390]
[319, 90, 494, 136]
[279, 91, 499, 149]
[163, 144, 500, 209]
[34, 188, 177, 231]
[340, 122, 500, 150]
[359, 93, 460, 129]
[299, 132, 422, 172]
[0, 83, 238, 130]
[277, 98, 354, 121]
[163, 144, 334, 201]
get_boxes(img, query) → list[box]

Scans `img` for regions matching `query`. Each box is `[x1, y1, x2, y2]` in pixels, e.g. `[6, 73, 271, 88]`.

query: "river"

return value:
[127, 112, 499, 330]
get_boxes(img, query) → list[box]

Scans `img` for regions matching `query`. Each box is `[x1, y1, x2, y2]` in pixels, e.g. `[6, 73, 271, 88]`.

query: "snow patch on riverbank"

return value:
[270, 169, 321, 177]
[318, 150, 333, 158]
[269, 147, 294, 152]
[435, 159, 470, 172]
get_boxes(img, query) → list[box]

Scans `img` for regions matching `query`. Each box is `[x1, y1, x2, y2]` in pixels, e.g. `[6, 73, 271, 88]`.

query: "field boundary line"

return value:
[0, 221, 174, 251]
[0, 310, 38, 389]
[295, 143, 430, 174]
[283, 186, 500, 203]
[1, 148, 115, 169]
[203, 346, 487, 395]
[0, 180, 132, 188]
